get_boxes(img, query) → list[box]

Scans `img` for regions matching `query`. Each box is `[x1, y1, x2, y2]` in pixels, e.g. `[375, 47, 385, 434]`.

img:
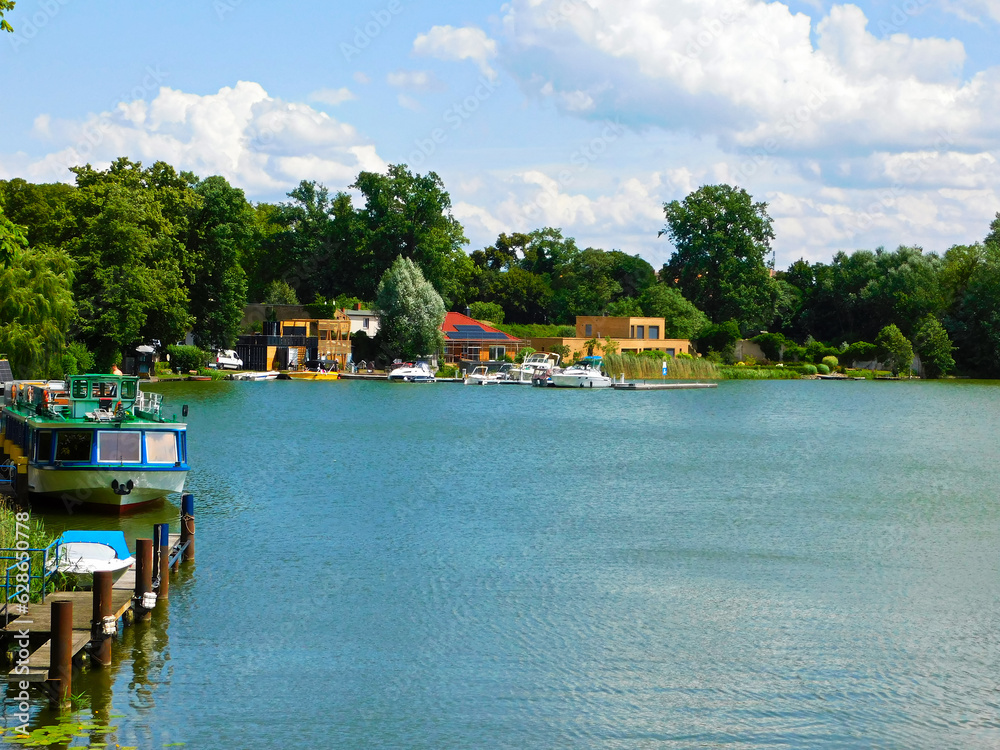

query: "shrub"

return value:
[801, 364, 818, 375]
[752, 332, 789, 362]
[167, 345, 209, 373]
[843, 341, 876, 366]
[695, 320, 741, 361]
[816, 363, 830, 375]
[436, 364, 459, 378]
[469, 301, 504, 325]
[821, 355, 839, 369]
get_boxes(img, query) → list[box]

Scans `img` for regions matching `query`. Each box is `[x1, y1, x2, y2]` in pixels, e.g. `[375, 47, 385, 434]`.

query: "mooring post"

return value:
[157, 522, 170, 602]
[49, 600, 72, 703]
[91, 570, 113, 667]
[135, 538, 154, 622]
[151, 523, 162, 584]
[180, 492, 195, 563]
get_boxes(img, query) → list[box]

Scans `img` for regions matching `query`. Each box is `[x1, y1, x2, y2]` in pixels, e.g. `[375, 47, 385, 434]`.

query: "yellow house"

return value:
[529, 316, 693, 358]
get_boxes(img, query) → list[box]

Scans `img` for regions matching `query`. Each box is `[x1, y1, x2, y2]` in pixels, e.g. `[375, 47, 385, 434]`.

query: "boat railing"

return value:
[134, 389, 163, 417]
[0, 539, 61, 610]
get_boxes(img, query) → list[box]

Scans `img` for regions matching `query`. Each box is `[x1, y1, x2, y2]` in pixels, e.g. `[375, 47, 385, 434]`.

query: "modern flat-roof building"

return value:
[529, 316, 693, 359]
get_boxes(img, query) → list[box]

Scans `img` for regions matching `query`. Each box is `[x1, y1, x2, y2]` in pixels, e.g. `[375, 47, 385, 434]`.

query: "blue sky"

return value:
[2, 0, 999, 271]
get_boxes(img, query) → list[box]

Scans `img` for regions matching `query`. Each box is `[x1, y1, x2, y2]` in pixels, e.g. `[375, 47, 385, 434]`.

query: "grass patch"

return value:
[717, 366, 802, 379]
[0, 501, 56, 603]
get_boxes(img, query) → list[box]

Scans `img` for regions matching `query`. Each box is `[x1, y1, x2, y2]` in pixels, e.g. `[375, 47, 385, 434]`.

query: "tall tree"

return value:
[352, 165, 469, 304]
[913, 316, 955, 378]
[874, 324, 914, 376]
[375, 256, 445, 360]
[68, 163, 193, 370]
[660, 184, 777, 330]
[186, 176, 253, 349]
[1, 0, 15, 33]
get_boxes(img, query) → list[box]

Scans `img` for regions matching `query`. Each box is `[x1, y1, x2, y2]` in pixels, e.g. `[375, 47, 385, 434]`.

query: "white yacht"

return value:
[387, 361, 436, 382]
[550, 356, 613, 388]
[511, 352, 561, 384]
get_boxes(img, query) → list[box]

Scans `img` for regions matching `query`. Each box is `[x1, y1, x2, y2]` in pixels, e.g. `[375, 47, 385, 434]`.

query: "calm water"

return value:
[4, 379, 1000, 748]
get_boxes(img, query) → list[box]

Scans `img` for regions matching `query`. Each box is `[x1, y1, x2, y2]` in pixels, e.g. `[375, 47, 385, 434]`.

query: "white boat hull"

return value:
[550, 374, 613, 388]
[27, 466, 188, 509]
[48, 541, 135, 587]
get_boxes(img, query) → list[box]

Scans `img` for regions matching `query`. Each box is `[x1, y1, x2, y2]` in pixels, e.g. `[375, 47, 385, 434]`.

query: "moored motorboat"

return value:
[46, 530, 135, 587]
[232, 370, 279, 381]
[550, 356, 613, 388]
[387, 361, 436, 382]
[511, 352, 561, 384]
[0, 374, 189, 512]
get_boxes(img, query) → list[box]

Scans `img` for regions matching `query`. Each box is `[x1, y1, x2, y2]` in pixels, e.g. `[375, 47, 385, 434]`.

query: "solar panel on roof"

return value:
[0, 360, 12, 384]
[445, 331, 510, 340]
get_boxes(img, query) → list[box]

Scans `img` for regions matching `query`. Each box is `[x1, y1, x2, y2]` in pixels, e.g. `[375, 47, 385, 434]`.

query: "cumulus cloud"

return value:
[499, 0, 1000, 152]
[413, 25, 498, 79]
[3, 81, 386, 195]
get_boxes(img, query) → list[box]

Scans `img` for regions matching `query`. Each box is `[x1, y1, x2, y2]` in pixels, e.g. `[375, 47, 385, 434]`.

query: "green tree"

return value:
[262, 280, 299, 305]
[660, 184, 777, 330]
[352, 165, 469, 304]
[469, 301, 504, 325]
[67, 163, 193, 370]
[0, 179, 76, 250]
[874, 324, 914, 376]
[1, 0, 15, 33]
[375, 256, 446, 360]
[638, 284, 710, 338]
[0, 210, 27, 268]
[913, 316, 955, 378]
[695, 320, 741, 360]
[0, 243, 75, 378]
[186, 176, 253, 350]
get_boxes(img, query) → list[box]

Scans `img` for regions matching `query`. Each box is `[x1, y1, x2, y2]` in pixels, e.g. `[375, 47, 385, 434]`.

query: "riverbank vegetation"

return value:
[1, 156, 998, 378]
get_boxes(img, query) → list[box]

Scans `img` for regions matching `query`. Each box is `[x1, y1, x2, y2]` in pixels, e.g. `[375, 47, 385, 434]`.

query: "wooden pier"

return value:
[0, 494, 196, 703]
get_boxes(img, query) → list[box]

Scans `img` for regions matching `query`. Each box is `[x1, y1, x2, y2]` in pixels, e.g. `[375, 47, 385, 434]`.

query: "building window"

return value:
[630, 326, 635, 338]
[489, 346, 506, 360]
[637, 325, 645, 339]
[649, 326, 659, 339]
[585, 323, 592, 336]
[363, 318, 369, 329]
[666, 348, 675, 356]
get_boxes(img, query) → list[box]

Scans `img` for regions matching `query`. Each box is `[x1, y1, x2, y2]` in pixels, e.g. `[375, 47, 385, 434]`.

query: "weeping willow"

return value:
[0, 242, 75, 379]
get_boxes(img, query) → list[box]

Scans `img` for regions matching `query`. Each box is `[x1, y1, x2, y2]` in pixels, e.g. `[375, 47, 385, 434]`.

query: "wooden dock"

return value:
[1, 497, 195, 703]
[613, 382, 719, 390]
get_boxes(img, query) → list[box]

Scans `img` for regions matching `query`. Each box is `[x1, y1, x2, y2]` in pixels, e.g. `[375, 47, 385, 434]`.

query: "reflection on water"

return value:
[4, 379, 1000, 748]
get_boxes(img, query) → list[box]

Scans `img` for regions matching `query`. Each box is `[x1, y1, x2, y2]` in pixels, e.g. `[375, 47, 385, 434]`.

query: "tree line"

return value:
[1, 157, 999, 377]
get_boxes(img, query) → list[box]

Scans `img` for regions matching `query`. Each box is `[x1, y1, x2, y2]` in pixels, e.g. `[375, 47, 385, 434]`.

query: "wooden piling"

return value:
[49, 600, 72, 702]
[135, 538, 153, 622]
[157, 522, 170, 602]
[91, 570, 114, 667]
[181, 492, 195, 562]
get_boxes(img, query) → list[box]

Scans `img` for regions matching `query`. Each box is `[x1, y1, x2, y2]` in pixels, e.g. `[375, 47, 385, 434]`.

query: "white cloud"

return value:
[309, 87, 357, 106]
[7, 81, 385, 194]
[413, 25, 498, 79]
[499, 0, 1000, 152]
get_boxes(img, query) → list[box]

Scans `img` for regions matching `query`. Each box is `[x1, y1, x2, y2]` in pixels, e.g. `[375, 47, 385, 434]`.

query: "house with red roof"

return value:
[441, 312, 527, 365]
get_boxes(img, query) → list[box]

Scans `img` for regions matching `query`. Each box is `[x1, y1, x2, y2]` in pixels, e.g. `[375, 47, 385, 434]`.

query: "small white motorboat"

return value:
[465, 365, 508, 385]
[550, 356, 613, 388]
[232, 371, 279, 381]
[387, 361, 436, 382]
[47, 530, 135, 587]
[511, 352, 561, 384]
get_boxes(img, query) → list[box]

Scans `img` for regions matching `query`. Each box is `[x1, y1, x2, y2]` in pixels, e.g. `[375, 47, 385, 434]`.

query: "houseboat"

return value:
[0, 374, 189, 512]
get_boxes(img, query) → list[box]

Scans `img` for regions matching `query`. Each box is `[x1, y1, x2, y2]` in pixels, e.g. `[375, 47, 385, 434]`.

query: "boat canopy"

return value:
[57, 530, 133, 560]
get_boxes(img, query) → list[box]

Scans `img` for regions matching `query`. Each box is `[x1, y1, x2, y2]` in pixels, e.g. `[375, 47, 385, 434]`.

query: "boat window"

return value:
[71, 379, 89, 399]
[90, 382, 118, 399]
[145, 432, 178, 464]
[34, 431, 53, 463]
[97, 431, 142, 463]
[120, 380, 137, 399]
[56, 431, 93, 462]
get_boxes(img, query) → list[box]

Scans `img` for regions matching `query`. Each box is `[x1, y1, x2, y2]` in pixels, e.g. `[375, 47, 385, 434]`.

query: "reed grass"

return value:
[601, 353, 721, 380]
[0, 500, 56, 602]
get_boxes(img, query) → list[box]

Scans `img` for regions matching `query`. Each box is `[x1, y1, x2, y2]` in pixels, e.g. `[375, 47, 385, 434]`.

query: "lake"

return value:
[6, 378, 1000, 748]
